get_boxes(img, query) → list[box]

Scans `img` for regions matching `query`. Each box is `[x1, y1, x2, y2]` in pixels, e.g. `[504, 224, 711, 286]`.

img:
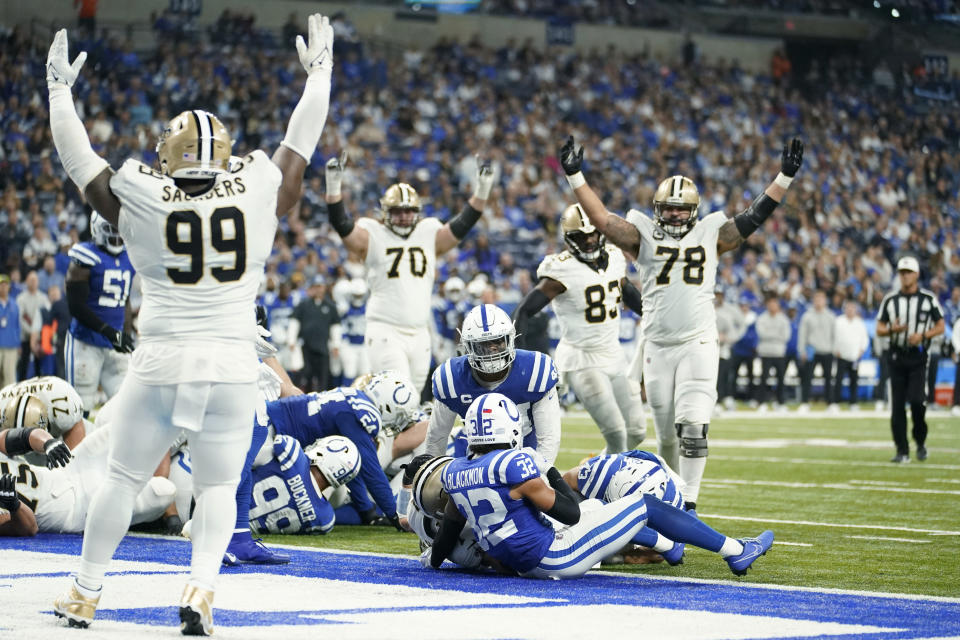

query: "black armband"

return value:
[431, 513, 465, 568]
[546, 467, 583, 504]
[512, 288, 551, 339]
[66, 279, 109, 335]
[545, 489, 581, 525]
[448, 203, 483, 240]
[621, 280, 643, 316]
[3, 428, 41, 457]
[327, 200, 355, 238]
[733, 194, 779, 238]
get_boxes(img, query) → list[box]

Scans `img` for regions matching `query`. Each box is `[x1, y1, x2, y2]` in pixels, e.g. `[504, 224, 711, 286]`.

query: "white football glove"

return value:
[472, 157, 495, 201]
[46, 29, 87, 89]
[255, 325, 279, 360]
[325, 151, 348, 198]
[295, 14, 334, 75]
[419, 546, 435, 569]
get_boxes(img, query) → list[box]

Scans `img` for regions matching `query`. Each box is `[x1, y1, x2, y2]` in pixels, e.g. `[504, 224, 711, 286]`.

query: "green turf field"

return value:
[261, 411, 960, 598]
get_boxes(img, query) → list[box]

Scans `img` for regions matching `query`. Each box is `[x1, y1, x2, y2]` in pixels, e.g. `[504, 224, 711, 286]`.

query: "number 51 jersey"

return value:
[110, 151, 281, 384]
[624, 209, 726, 346]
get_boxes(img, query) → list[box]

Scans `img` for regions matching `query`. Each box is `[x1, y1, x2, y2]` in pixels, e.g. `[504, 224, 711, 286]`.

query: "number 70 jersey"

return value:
[625, 209, 726, 346]
[110, 150, 280, 383]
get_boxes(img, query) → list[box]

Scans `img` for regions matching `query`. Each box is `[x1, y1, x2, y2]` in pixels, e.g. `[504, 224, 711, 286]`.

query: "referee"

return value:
[875, 256, 945, 463]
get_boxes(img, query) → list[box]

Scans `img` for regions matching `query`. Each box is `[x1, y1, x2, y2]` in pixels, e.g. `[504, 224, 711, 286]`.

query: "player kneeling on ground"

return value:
[427, 393, 775, 579]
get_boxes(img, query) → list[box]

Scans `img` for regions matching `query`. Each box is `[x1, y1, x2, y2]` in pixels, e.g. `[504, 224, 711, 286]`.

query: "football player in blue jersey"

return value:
[64, 212, 135, 412]
[338, 279, 370, 385]
[425, 304, 561, 470]
[429, 393, 775, 579]
[431, 276, 467, 364]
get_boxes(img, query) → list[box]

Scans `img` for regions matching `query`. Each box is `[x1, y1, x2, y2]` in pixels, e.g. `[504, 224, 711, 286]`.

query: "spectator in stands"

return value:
[292, 276, 340, 393]
[37, 256, 65, 294]
[756, 296, 791, 412]
[0, 274, 19, 388]
[715, 288, 744, 411]
[43, 285, 71, 380]
[731, 293, 759, 407]
[15, 271, 47, 381]
[834, 301, 870, 410]
[798, 291, 836, 411]
[785, 301, 803, 403]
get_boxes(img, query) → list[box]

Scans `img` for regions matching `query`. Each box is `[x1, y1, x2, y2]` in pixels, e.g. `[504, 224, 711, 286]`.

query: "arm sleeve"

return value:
[48, 85, 110, 191]
[546, 467, 582, 504]
[280, 71, 331, 162]
[531, 388, 561, 470]
[425, 399, 458, 457]
[337, 415, 397, 517]
[431, 506, 466, 568]
[447, 203, 483, 240]
[622, 279, 643, 315]
[327, 200, 355, 238]
[66, 279, 109, 334]
[512, 288, 551, 341]
[544, 488, 581, 525]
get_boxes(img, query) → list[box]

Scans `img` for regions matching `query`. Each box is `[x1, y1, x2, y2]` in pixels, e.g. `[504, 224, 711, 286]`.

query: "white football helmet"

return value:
[605, 460, 668, 502]
[444, 276, 465, 303]
[464, 393, 522, 450]
[460, 304, 516, 375]
[362, 371, 420, 436]
[90, 211, 123, 255]
[305, 435, 361, 488]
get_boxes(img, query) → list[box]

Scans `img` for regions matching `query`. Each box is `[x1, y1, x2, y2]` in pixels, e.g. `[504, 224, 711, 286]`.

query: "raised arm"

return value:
[512, 277, 564, 342]
[717, 138, 804, 255]
[273, 14, 334, 217]
[45, 29, 119, 225]
[323, 152, 369, 256]
[435, 159, 495, 255]
[559, 136, 640, 259]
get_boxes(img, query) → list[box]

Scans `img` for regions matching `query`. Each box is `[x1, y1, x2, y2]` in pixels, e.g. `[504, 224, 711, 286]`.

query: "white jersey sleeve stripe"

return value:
[432, 368, 445, 399]
[444, 361, 456, 398]
[538, 356, 552, 393]
[486, 450, 508, 484]
[527, 351, 543, 392]
[495, 450, 520, 485]
[68, 245, 100, 265]
[278, 438, 300, 471]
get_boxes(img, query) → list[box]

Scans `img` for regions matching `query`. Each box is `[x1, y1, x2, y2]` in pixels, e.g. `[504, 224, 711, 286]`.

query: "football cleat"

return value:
[53, 581, 101, 628]
[222, 537, 291, 566]
[179, 583, 214, 636]
[726, 530, 774, 576]
[661, 542, 685, 566]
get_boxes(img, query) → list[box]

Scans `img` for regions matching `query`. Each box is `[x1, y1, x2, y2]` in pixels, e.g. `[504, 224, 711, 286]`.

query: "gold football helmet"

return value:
[411, 455, 453, 520]
[380, 183, 422, 238]
[653, 175, 700, 239]
[561, 203, 605, 263]
[1, 394, 49, 431]
[156, 110, 231, 179]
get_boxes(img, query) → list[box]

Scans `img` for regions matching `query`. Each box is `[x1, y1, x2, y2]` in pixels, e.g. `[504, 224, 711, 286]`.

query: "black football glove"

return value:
[0, 473, 20, 513]
[781, 138, 804, 177]
[255, 305, 269, 330]
[43, 439, 72, 469]
[100, 326, 135, 354]
[559, 135, 584, 176]
[163, 514, 184, 536]
[369, 514, 404, 531]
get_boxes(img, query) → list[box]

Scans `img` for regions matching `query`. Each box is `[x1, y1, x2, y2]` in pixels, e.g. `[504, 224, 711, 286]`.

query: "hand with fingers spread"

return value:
[473, 156, 495, 201]
[296, 14, 334, 75]
[46, 29, 87, 89]
[781, 138, 804, 177]
[43, 439, 72, 469]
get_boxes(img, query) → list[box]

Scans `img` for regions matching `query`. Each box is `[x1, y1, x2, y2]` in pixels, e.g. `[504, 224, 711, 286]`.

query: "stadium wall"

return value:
[3, 1, 786, 72]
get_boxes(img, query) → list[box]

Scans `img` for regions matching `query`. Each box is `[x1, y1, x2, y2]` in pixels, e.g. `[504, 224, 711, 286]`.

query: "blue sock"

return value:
[630, 526, 660, 548]
[231, 423, 268, 544]
[642, 494, 725, 552]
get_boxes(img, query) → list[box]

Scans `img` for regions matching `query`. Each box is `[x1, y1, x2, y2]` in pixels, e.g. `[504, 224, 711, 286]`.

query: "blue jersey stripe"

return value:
[541, 497, 647, 564]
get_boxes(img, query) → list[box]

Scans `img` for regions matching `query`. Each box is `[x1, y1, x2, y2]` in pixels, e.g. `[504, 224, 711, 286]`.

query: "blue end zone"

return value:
[3, 533, 959, 638]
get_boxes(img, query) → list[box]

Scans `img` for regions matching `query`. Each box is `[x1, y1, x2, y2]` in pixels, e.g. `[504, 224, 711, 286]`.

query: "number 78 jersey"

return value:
[111, 150, 280, 383]
[625, 209, 726, 346]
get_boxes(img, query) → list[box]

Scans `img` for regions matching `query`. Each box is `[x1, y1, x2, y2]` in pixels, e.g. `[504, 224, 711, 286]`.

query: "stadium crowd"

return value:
[0, 13, 957, 406]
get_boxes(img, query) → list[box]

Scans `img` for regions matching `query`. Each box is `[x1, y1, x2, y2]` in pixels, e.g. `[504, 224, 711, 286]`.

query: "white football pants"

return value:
[65, 333, 129, 410]
[365, 321, 431, 393]
[566, 365, 645, 453]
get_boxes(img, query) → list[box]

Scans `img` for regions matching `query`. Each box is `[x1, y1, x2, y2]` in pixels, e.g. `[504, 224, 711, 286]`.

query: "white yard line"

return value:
[708, 454, 960, 471]
[846, 535, 932, 544]
[704, 478, 960, 496]
[772, 541, 813, 547]
[697, 513, 960, 536]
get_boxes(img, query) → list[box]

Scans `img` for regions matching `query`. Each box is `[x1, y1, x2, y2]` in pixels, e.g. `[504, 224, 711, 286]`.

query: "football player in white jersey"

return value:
[1, 375, 86, 451]
[514, 203, 646, 453]
[45, 15, 334, 634]
[324, 154, 495, 396]
[558, 135, 804, 511]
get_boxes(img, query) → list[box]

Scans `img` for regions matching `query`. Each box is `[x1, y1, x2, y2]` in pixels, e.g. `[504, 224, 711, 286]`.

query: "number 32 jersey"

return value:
[110, 151, 281, 384]
[536, 249, 627, 372]
[357, 217, 443, 329]
[624, 210, 726, 346]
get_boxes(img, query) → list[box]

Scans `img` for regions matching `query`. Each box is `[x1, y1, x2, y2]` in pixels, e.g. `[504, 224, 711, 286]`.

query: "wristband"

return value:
[565, 172, 586, 190]
[774, 172, 794, 189]
[326, 179, 341, 199]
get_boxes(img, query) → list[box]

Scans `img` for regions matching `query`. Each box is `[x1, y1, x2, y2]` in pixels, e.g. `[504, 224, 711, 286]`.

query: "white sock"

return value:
[719, 537, 745, 558]
[189, 484, 237, 588]
[678, 455, 707, 504]
[651, 533, 674, 553]
[73, 575, 103, 597]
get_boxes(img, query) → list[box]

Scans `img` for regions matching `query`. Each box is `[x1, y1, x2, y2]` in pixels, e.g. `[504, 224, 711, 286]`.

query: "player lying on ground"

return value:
[427, 393, 775, 579]
[1, 375, 86, 452]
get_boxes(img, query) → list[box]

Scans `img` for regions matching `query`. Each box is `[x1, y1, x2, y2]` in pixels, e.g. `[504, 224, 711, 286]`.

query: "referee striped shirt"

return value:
[876, 288, 944, 353]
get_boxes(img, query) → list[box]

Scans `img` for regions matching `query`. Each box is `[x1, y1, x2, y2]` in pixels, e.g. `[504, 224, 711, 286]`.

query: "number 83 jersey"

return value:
[110, 151, 281, 384]
[625, 209, 726, 346]
[357, 217, 443, 329]
[536, 249, 627, 372]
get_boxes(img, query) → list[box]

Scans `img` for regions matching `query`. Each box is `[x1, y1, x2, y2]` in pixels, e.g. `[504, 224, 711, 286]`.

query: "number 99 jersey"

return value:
[536, 249, 627, 372]
[624, 209, 726, 346]
[357, 217, 443, 329]
[110, 151, 281, 384]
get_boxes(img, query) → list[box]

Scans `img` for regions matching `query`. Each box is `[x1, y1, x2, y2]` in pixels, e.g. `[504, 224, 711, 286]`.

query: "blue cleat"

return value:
[661, 542, 685, 566]
[222, 538, 291, 566]
[726, 530, 774, 576]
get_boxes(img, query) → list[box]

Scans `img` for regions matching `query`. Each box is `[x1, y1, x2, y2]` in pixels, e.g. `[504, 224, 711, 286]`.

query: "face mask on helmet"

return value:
[460, 305, 516, 375]
[380, 183, 422, 238]
[410, 455, 453, 520]
[464, 393, 523, 451]
[90, 212, 124, 255]
[305, 435, 361, 489]
[653, 175, 700, 239]
[564, 229, 606, 263]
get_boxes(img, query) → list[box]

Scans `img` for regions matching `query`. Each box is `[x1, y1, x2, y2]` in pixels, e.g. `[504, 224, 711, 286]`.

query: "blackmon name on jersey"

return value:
[625, 210, 726, 346]
[67, 242, 135, 349]
[358, 216, 443, 329]
[537, 249, 627, 371]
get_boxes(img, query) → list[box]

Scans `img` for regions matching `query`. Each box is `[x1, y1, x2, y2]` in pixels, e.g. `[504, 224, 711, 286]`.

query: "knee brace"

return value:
[676, 423, 708, 458]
